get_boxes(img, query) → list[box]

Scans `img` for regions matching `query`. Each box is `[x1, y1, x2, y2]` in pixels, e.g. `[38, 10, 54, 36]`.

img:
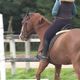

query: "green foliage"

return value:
[0, 0, 80, 34]
[72, 6, 80, 28]
[36, 0, 53, 20]
[0, 0, 37, 16]
[75, 0, 80, 5]
[0, 0, 38, 34]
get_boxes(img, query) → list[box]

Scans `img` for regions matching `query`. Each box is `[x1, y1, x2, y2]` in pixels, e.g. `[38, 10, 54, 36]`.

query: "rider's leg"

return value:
[41, 19, 71, 60]
[41, 39, 50, 59]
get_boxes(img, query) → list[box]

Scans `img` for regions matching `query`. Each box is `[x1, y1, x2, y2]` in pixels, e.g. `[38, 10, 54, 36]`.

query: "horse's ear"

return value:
[38, 17, 45, 25]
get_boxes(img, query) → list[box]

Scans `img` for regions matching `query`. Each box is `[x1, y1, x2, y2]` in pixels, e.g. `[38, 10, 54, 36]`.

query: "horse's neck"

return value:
[35, 21, 51, 41]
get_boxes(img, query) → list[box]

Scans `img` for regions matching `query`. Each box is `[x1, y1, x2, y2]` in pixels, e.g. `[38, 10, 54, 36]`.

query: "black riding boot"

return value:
[35, 40, 49, 60]
[41, 40, 49, 60]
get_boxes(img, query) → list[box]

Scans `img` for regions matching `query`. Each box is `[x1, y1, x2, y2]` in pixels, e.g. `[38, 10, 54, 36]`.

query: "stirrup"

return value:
[41, 55, 48, 60]
[35, 54, 42, 60]
[35, 55, 48, 60]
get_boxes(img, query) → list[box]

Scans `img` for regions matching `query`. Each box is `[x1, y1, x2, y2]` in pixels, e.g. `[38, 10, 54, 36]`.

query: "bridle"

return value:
[23, 27, 34, 39]
[21, 14, 35, 39]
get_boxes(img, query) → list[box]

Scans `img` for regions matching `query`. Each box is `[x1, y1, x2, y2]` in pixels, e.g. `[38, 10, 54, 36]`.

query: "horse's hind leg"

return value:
[36, 60, 49, 80]
[73, 63, 80, 80]
[72, 53, 80, 80]
[54, 65, 62, 80]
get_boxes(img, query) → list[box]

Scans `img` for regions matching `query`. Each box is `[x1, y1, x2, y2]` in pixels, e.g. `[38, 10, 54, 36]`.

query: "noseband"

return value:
[21, 14, 34, 39]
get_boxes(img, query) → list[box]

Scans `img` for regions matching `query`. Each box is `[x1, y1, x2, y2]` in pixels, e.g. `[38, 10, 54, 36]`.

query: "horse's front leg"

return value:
[36, 60, 49, 80]
[54, 65, 62, 80]
[38, 42, 43, 55]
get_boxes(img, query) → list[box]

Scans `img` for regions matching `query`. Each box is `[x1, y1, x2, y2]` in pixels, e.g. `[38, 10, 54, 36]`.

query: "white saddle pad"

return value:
[56, 30, 70, 35]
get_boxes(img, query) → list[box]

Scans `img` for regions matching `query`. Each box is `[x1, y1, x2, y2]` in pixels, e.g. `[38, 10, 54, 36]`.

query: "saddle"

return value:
[49, 24, 73, 49]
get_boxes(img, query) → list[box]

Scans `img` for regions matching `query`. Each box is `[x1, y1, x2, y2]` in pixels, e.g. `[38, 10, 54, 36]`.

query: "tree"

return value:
[36, 0, 53, 20]
[0, 0, 80, 34]
[0, 0, 37, 34]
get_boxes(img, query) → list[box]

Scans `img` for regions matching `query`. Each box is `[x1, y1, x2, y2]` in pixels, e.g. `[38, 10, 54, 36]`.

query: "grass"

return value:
[6, 68, 77, 80]
[5, 51, 77, 80]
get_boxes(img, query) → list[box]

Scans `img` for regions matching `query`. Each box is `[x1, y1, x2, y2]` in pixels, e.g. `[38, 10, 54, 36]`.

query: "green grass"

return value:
[5, 51, 78, 80]
[6, 68, 77, 80]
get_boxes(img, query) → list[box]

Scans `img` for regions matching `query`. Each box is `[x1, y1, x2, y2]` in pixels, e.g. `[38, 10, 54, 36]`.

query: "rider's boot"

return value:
[37, 40, 49, 60]
[35, 40, 49, 60]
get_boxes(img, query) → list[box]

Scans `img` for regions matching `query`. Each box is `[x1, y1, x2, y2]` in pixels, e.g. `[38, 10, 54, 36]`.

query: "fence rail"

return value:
[4, 38, 40, 42]
[4, 37, 40, 75]
[5, 57, 39, 62]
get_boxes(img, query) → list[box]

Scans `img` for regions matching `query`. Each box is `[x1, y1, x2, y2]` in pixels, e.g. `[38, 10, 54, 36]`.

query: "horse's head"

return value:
[19, 12, 47, 40]
[19, 13, 34, 40]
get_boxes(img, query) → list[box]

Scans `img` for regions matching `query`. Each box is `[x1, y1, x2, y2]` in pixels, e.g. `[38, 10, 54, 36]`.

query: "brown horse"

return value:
[19, 13, 80, 80]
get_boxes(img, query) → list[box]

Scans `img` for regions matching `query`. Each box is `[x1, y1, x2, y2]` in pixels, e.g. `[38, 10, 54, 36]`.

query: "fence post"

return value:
[25, 40, 30, 70]
[10, 36, 16, 75]
[0, 14, 6, 80]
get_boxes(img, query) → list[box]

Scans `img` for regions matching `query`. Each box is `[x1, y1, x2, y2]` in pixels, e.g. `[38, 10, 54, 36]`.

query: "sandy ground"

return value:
[6, 62, 73, 68]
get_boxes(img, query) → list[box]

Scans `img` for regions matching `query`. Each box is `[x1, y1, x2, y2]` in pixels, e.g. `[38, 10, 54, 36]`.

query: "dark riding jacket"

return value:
[57, 2, 75, 19]
[52, 0, 77, 17]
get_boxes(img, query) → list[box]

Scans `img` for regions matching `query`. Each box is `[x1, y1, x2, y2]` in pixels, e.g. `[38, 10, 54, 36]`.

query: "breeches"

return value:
[44, 19, 71, 44]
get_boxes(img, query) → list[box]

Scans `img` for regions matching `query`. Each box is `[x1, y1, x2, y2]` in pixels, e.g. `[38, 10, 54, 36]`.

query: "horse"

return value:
[19, 13, 80, 80]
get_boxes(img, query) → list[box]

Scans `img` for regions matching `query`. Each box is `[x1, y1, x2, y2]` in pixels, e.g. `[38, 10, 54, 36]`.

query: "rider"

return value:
[36, 0, 77, 60]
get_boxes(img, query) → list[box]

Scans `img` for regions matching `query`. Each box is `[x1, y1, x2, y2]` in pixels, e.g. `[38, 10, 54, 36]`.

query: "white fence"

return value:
[4, 38, 40, 75]
[0, 13, 48, 80]
[0, 14, 6, 80]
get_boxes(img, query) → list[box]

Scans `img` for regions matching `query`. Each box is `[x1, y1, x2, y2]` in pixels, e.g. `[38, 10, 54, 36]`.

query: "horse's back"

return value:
[49, 28, 80, 65]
